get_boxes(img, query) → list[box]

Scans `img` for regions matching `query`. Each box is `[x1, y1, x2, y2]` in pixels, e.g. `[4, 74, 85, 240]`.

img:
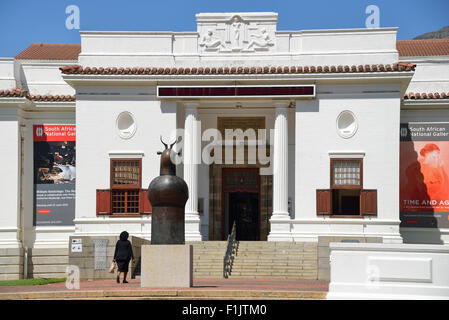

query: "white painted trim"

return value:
[402, 100, 449, 109]
[400, 56, 449, 63]
[34, 226, 76, 232]
[108, 151, 145, 158]
[291, 218, 398, 225]
[329, 242, 449, 253]
[74, 217, 151, 224]
[328, 151, 365, 158]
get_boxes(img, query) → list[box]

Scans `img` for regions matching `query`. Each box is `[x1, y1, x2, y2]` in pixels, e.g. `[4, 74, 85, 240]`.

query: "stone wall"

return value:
[0, 248, 23, 280]
[68, 235, 150, 280]
[28, 248, 68, 279]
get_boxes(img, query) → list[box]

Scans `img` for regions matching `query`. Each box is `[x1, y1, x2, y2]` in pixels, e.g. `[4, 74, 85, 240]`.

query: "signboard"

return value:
[33, 125, 76, 226]
[400, 123, 449, 228]
[157, 85, 315, 99]
[71, 239, 82, 253]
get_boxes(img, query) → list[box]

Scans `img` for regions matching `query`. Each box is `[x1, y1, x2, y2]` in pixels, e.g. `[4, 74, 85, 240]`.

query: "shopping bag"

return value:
[109, 261, 117, 273]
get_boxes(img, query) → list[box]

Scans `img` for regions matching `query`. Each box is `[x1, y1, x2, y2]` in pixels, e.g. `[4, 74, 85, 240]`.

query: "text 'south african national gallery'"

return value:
[1, 12, 449, 279]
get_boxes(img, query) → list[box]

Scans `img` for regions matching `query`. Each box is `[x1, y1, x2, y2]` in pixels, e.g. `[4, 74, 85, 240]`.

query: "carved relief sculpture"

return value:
[199, 30, 226, 51]
[196, 12, 277, 53]
[246, 28, 273, 50]
[231, 16, 243, 49]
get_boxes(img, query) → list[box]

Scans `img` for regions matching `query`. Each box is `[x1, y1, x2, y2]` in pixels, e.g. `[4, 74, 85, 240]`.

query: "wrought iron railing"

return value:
[223, 220, 238, 278]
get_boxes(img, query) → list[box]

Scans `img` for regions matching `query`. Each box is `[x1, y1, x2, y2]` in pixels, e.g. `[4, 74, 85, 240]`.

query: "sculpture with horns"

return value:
[147, 135, 188, 244]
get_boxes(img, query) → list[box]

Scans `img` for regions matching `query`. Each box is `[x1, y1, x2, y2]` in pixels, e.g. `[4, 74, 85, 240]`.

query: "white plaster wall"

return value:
[327, 242, 449, 299]
[79, 19, 398, 68]
[294, 83, 403, 242]
[17, 61, 76, 95]
[74, 86, 176, 237]
[0, 58, 16, 89]
[0, 107, 21, 248]
[404, 60, 449, 93]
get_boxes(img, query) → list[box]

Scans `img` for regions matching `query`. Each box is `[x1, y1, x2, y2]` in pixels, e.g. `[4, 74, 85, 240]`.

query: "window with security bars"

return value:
[316, 158, 376, 218]
[110, 159, 141, 215]
[96, 158, 151, 216]
[331, 159, 362, 189]
[111, 159, 141, 187]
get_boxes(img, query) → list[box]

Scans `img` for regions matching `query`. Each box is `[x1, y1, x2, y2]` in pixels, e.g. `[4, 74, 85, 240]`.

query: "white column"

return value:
[183, 102, 202, 241]
[268, 101, 292, 241]
[0, 107, 23, 249]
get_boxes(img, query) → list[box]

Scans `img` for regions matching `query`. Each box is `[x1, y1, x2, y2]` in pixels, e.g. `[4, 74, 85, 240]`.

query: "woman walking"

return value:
[113, 231, 134, 283]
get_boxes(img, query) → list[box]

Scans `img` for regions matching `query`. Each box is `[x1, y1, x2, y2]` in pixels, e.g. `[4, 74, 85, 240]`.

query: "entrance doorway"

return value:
[222, 168, 260, 240]
[208, 165, 272, 241]
[227, 192, 259, 240]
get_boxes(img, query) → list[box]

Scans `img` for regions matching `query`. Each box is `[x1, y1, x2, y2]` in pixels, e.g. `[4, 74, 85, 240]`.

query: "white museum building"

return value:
[1, 12, 449, 283]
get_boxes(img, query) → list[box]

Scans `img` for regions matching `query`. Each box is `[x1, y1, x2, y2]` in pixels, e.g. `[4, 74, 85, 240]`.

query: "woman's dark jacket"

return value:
[114, 232, 134, 261]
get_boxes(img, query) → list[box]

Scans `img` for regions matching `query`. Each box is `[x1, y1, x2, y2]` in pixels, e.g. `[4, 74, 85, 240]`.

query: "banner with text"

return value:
[400, 122, 449, 228]
[33, 125, 76, 226]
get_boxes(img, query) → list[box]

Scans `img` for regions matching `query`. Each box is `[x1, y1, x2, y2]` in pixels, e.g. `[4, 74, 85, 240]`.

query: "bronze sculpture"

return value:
[148, 137, 188, 244]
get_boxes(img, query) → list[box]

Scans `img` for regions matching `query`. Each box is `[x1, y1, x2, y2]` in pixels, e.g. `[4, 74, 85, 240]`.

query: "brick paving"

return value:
[0, 278, 328, 294]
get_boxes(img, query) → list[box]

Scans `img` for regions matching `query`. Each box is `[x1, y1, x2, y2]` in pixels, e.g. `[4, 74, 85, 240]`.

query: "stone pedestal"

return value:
[141, 244, 193, 288]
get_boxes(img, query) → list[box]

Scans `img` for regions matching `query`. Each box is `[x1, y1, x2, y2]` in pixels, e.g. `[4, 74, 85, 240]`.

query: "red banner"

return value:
[33, 125, 76, 142]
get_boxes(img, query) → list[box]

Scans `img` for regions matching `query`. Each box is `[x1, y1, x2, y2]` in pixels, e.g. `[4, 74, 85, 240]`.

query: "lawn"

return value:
[0, 278, 66, 286]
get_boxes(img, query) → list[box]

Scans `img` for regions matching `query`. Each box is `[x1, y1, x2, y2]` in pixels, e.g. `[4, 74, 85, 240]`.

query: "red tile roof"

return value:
[0, 88, 75, 102]
[28, 94, 76, 102]
[15, 43, 81, 60]
[0, 88, 28, 97]
[60, 62, 416, 75]
[404, 92, 449, 100]
[397, 39, 449, 57]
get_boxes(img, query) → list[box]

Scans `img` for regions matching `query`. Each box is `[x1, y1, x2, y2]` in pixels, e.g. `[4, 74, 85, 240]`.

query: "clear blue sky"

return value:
[0, 0, 448, 57]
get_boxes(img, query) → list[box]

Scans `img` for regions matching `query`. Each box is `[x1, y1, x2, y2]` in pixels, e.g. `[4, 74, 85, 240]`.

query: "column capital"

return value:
[183, 101, 200, 109]
[273, 100, 291, 109]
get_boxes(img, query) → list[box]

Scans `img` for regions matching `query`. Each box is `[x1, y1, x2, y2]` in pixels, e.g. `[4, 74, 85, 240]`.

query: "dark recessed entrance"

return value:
[223, 168, 260, 241]
[228, 192, 259, 240]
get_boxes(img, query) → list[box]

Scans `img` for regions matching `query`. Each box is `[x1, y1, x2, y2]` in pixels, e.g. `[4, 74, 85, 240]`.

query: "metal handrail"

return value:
[223, 220, 238, 278]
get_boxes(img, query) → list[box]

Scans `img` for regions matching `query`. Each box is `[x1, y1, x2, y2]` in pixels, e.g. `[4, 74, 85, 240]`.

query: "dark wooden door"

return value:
[228, 192, 259, 241]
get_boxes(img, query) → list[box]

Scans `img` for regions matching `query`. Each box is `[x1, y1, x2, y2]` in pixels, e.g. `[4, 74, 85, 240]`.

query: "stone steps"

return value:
[229, 242, 318, 279]
[190, 242, 227, 278]
[185, 241, 319, 279]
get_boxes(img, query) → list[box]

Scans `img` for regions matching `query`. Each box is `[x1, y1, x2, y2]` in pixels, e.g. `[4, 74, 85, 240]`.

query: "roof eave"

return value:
[62, 71, 415, 86]
[402, 99, 449, 109]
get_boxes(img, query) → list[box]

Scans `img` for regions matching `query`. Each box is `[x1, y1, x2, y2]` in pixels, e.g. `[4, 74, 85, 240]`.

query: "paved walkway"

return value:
[0, 278, 329, 300]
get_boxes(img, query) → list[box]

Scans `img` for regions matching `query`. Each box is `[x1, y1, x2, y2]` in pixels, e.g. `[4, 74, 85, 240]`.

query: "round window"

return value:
[116, 111, 137, 139]
[336, 110, 358, 139]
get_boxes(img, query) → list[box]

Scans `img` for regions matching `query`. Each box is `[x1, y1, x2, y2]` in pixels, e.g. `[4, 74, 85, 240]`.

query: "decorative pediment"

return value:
[196, 12, 278, 53]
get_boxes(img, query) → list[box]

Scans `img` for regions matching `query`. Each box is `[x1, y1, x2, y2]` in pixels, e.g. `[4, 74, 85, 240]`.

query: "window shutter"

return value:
[139, 189, 152, 214]
[316, 189, 332, 215]
[96, 189, 111, 215]
[361, 189, 377, 216]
